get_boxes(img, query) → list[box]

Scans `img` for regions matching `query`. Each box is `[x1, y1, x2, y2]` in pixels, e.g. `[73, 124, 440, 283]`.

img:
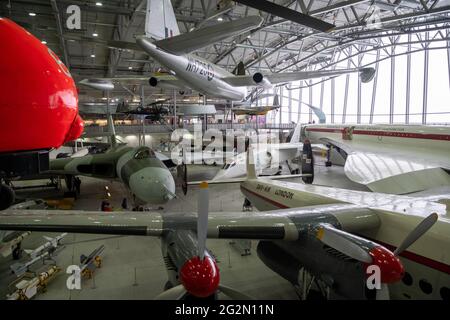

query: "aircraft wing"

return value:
[270, 142, 328, 152]
[0, 204, 378, 240]
[344, 152, 450, 194]
[222, 68, 376, 86]
[321, 138, 450, 194]
[154, 16, 263, 55]
[79, 74, 187, 91]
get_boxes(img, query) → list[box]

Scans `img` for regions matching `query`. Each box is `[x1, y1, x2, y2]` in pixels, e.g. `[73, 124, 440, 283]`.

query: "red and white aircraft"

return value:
[303, 124, 450, 194]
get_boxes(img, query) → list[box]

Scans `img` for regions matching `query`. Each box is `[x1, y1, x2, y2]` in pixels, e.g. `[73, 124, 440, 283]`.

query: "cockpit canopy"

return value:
[134, 147, 156, 159]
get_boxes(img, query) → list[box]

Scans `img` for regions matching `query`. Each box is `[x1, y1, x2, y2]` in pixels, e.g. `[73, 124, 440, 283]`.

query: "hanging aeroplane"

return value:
[79, 0, 375, 101]
[0, 147, 447, 300]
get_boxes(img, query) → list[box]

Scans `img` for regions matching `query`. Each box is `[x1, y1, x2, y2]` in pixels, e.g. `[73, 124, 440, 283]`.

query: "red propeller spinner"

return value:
[366, 246, 405, 283]
[180, 256, 220, 298]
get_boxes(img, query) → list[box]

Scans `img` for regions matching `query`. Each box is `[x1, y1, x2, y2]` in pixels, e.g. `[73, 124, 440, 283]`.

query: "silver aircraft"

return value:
[80, 0, 375, 101]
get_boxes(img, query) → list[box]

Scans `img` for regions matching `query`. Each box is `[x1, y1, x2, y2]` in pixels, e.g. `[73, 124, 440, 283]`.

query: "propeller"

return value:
[197, 182, 209, 260]
[316, 224, 372, 263]
[393, 212, 438, 256]
[316, 212, 439, 300]
[154, 182, 254, 300]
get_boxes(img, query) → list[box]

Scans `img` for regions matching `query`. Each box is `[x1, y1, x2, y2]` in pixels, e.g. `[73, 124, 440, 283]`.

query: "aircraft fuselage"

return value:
[137, 39, 248, 101]
[240, 178, 450, 300]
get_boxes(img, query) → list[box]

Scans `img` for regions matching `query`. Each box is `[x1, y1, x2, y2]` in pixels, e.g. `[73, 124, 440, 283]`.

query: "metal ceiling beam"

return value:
[49, 0, 69, 68]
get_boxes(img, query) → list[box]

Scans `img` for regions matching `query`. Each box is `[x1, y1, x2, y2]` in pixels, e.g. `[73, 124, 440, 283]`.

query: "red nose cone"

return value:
[367, 246, 405, 283]
[64, 114, 84, 143]
[0, 18, 79, 153]
[180, 256, 220, 298]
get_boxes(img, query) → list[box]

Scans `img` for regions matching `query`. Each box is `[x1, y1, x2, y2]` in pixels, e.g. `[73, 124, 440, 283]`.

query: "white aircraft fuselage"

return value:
[213, 143, 301, 180]
[304, 124, 450, 194]
[240, 178, 450, 300]
[137, 38, 248, 101]
[304, 124, 450, 166]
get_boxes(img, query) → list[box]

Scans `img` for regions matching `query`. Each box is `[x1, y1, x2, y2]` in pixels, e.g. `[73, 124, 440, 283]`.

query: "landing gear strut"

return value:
[12, 242, 22, 260]
[0, 183, 15, 210]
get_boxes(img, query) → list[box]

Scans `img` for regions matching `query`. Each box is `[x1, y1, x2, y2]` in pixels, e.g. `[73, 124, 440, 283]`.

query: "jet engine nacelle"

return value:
[257, 241, 302, 285]
[252, 72, 272, 89]
[149, 77, 181, 90]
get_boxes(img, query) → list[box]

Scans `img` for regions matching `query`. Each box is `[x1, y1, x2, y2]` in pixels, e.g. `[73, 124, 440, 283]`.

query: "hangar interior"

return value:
[0, 0, 449, 301]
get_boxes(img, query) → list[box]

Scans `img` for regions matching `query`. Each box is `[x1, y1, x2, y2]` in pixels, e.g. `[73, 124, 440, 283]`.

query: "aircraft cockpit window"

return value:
[222, 161, 236, 170]
[134, 147, 156, 159]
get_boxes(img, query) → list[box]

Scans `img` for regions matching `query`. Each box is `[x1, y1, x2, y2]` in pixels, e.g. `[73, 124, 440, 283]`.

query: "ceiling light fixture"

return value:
[92, 33, 98, 37]
[29, 12, 36, 16]
[41, 40, 47, 44]
[90, 54, 95, 58]
[95, 2, 103, 6]
[217, 17, 223, 22]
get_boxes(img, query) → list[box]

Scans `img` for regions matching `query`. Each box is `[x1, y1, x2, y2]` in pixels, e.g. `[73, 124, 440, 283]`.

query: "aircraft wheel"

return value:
[0, 183, 15, 210]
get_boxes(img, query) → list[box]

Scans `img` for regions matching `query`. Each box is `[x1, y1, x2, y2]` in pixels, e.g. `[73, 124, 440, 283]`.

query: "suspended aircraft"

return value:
[79, 0, 376, 101]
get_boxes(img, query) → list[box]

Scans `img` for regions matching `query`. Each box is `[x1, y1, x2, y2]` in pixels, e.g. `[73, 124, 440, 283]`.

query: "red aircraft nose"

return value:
[367, 246, 405, 283]
[180, 256, 220, 298]
[0, 18, 82, 153]
[64, 114, 85, 144]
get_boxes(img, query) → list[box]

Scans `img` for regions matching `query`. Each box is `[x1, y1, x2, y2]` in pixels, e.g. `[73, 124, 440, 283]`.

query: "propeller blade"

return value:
[197, 182, 209, 260]
[394, 212, 438, 256]
[218, 284, 255, 300]
[376, 283, 390, 300]
[316, 224, 372, 263]
[154, 284, 187, 300]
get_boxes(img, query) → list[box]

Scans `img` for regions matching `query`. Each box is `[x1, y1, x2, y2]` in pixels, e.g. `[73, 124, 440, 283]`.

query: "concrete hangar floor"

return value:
[0, 157, 368, 300]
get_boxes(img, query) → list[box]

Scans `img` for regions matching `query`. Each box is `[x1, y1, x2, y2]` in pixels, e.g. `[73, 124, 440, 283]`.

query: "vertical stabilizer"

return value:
[288, 122, 302, 143]
[145, 0, 180, 40]
[246, 147, 257, 179]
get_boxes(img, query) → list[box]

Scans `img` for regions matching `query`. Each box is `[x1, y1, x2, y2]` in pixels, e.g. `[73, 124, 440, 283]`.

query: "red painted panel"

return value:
[0, 18, 82, 153]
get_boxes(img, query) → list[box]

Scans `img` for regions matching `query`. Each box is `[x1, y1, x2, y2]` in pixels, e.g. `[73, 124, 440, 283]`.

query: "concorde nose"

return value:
[128, 167, 176, 205]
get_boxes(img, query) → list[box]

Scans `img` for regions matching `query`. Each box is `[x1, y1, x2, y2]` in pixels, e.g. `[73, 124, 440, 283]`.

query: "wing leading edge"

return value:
[0, 204, 377, 241]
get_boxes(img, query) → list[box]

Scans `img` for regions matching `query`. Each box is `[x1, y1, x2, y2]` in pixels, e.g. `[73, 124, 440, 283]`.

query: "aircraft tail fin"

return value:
[273, 94, 280, 106]
[145, 0, 180, 40]
[287, 123, 302, 143]
[233, 61, 246, 76]
[246, 147, 257, 179]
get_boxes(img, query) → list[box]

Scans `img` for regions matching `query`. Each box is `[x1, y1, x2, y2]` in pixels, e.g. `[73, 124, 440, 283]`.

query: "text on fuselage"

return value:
[186, 57, 214, 81]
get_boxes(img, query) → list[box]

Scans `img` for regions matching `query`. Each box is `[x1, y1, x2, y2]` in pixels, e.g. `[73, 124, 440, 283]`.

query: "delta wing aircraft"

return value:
[0, 149, 447, 300]
[303, 124, 450, 194]
[49, 145, 176, 206]
[79, 0, 375, 101]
